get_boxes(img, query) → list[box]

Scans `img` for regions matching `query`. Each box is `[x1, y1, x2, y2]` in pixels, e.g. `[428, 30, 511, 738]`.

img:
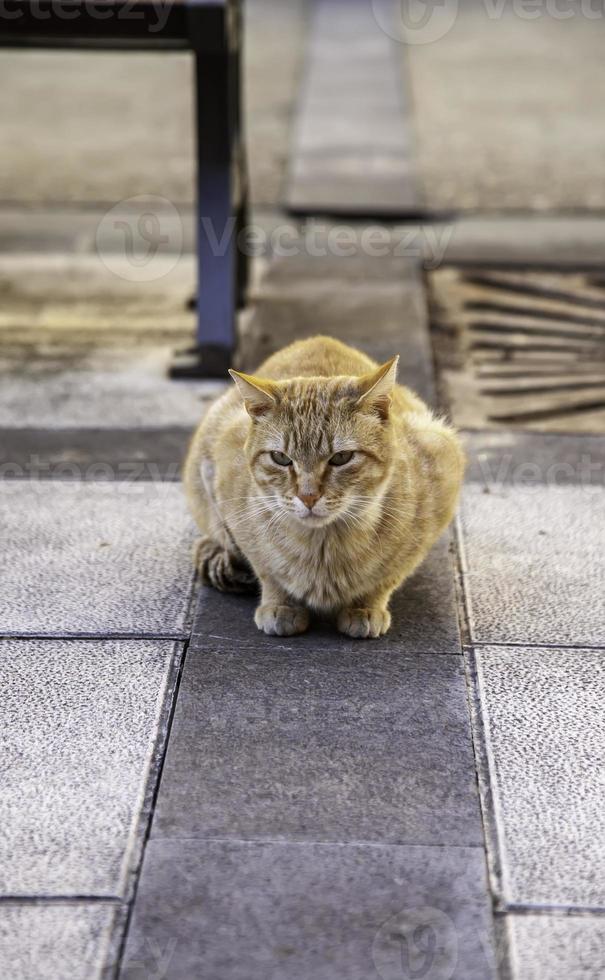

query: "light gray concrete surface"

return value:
[121, 840, 497, 980]
[0, 368, 219, 429]
[507, 913, 605, 980]
[407, 4, 605, 211]
[475, 646, 605, 908]
[287, 0, 417, 213]
[0, 481, 196, 635]
[0, 252, 224, 428]
[245, 0, 309, 207]
[1, 639, 181, 896]
[0, 253, 195, 329]
[0, 903, 119, 980]
[0, 52, 195, 205]
[459, 483, 605, 646]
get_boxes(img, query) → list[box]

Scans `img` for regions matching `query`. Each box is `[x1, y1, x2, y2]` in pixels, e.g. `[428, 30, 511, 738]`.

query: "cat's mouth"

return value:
[292, 508, 332, 526]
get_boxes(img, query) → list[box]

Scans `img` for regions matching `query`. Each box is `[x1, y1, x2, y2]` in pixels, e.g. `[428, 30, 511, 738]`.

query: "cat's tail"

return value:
[195, 537, 258, 594]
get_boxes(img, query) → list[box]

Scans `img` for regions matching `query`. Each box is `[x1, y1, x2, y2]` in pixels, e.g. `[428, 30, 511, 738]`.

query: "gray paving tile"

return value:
[507, 913, 605, 980]
[1, 639, 181, 896]
[152, 623, 480, 845]
[459, 483, 605, 646]
[0, 427, 191, 480]
[463, 431, 605, 489]
[191, 534, 460, 656]
[121, 840, 496, 980]
[475, 646, 605, 907]
[0, 481, 196, 636]
[0, 903, 120, 980]
[286, 0, 418, 215]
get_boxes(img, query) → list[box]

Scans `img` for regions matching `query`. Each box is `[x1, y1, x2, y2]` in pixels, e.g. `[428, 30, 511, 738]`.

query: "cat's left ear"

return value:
[229, 369, 279, 418]
[356, 356, 399, 420]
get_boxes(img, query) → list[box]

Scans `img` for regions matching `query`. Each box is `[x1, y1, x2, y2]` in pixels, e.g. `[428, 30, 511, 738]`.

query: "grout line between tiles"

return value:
[147, 836, 486, 850]
[499, 903, 605, 918]
[470, 648, 515, 911]
[115, 639, 188, 906]
[452, 522, 512, 979]
[0, 633, 189, 642]
[111, 625, 195, 979]
[465, 641, 605, 652]
[0, 896, 123, 905]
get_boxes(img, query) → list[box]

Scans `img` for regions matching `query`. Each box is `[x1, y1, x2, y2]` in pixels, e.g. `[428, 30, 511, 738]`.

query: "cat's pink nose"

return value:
[298, 492, 320, 510]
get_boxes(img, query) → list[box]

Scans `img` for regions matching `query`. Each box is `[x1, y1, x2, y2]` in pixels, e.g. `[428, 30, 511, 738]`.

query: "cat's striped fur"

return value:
[184, 336, 464, 638]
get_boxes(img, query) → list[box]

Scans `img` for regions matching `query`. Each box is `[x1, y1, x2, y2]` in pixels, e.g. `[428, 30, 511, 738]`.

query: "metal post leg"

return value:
[171, 48, 237, 378]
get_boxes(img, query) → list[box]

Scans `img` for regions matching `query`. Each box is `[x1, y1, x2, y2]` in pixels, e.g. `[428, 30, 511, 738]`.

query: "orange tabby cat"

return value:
[184, 336, 464, 638]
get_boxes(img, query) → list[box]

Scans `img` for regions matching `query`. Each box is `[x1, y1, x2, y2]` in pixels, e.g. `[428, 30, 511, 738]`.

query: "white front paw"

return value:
[337, 606, 391, 639]
[254, 604, 309, 636]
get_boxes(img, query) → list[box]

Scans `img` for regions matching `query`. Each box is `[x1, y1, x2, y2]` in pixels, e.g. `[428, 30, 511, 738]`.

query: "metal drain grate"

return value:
[428, 268, 605, 432]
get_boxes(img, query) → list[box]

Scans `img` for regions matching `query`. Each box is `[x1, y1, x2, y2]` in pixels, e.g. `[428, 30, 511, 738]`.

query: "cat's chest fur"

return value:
[254, 522, 379, 610]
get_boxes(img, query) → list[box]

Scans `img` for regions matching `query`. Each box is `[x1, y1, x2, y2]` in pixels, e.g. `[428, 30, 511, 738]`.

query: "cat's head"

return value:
[229, 357, 398, 527]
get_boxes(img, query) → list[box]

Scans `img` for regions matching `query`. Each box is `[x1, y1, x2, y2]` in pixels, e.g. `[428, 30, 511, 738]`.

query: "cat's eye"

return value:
[329, 451, 354, 467]
[270, 450, 292, 466]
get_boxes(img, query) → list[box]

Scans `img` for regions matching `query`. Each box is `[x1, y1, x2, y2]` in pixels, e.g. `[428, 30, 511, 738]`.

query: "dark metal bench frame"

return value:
[0, 0, 249, 377]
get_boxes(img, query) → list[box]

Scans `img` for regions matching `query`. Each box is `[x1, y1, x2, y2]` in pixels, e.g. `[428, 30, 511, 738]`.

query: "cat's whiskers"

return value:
[340, 504, 384, 556]
[224, 498, 281, 533]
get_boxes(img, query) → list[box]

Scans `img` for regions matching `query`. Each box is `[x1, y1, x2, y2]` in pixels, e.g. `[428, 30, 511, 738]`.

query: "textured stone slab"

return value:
[191, 534, 460, 656]
[459, 483, 605, 646]
[1, 639, 181, 896]
[152, 624, 480, 845]
[475, 646, 605, 908]
[0, 481, 196, 636]
[507, 914, 605, 980]
[286, 0, 418, 215]
[121, 840, 496, 980]
[0, 903, 119, 980]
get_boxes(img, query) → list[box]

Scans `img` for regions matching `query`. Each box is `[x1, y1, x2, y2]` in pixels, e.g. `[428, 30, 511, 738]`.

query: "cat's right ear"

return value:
[229, 370, 278, 418]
